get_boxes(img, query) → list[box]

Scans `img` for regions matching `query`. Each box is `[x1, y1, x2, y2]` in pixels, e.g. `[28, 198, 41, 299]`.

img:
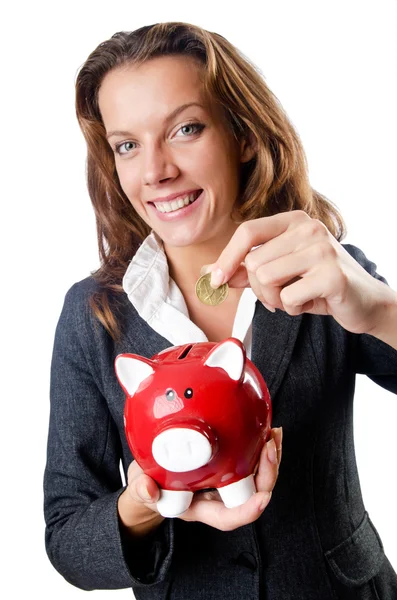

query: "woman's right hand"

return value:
[117, 461, 165, 538]
[118, 426, 282, 536]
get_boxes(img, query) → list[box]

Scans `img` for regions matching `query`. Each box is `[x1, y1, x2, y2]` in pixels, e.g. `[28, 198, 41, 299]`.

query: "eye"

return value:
[176, 122, 205, 137]
[184, 388, 193, 399]
[115, 141, 137, 155]
[165, 389, 176, 401]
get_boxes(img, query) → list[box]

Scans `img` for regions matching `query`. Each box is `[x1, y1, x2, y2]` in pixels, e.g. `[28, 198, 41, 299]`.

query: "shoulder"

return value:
[53, 277, 100, 351]
[61, 276, 102, 323]
[63, 275, 97, 300]
[59, 275, 131, 338]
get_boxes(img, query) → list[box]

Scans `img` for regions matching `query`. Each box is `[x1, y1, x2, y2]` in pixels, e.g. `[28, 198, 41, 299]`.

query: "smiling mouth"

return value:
[153, 190, 202, 213]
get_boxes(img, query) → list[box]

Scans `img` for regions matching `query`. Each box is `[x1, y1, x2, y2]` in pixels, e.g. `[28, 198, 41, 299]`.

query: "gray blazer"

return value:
[44, 245, 397, 599]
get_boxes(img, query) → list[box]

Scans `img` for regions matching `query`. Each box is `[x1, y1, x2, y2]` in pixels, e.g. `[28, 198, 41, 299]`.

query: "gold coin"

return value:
[195, 273, 229, 306]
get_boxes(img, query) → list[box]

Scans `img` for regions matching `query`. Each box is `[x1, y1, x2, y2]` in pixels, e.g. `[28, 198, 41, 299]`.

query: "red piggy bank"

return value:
[114, 337, 272, 517]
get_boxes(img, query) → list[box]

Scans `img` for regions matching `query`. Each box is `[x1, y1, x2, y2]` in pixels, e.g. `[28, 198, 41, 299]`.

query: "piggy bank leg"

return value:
[156, 489, 194, 518]
[217, 474, 256, 508]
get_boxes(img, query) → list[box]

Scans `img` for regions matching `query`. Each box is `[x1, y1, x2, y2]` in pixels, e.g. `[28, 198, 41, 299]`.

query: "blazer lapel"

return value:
[251, 302, 302, 400]
[119, 294, 302, 401]
[118, 298, 172, 359]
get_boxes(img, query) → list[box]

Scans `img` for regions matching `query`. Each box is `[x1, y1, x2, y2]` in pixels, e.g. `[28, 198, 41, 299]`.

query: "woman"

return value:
[44, 22, 397, 599]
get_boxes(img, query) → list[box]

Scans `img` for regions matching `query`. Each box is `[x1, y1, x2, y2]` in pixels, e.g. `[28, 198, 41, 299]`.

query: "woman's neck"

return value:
[164, 228, 237, 296]
[162, 226, 244, 341]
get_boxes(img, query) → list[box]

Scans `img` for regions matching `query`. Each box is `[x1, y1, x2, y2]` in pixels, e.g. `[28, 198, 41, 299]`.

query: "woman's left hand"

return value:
[179, 427, 282, 530]
[203, 211, 397, 340]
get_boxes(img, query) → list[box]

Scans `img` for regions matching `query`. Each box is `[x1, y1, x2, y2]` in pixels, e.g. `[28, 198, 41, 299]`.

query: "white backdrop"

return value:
[1, 0, 396, 597]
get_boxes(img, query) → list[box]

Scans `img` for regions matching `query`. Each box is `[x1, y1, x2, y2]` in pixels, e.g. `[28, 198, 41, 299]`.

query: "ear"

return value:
[240, 130, 257, 163]
[114, 353, 154, 397]
[203, 338, 245, 381]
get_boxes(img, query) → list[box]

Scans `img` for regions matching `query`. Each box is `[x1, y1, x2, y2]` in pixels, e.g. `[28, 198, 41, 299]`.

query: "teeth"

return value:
[154, 191, 200, 213]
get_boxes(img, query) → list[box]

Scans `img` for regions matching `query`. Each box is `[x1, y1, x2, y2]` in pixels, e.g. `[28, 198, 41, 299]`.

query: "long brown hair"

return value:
[75, 22, 345, 341]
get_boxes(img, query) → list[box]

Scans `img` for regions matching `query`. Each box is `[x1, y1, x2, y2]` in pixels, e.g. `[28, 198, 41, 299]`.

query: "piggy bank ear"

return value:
[203, 338, 245, 381]
[114, 354, 154, 396]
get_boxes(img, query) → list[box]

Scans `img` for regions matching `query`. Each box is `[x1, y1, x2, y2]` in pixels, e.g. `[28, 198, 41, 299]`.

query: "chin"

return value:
[154, 225, 206, 249]
[162, 234, 201, 249]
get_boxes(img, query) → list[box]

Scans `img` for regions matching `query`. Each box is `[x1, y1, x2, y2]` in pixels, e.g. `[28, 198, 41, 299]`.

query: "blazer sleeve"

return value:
[344, 244, 397, 394]
[43, 282, 174, 590]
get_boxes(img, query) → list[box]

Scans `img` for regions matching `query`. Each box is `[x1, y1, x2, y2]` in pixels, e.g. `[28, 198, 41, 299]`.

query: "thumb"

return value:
[201, 263, 250, 289]
[128, 469, 160, 505]
[131, 474, 160, 504]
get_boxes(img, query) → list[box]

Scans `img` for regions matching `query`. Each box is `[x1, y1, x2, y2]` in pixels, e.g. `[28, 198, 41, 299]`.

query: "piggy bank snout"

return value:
[152, 428, 214, 472]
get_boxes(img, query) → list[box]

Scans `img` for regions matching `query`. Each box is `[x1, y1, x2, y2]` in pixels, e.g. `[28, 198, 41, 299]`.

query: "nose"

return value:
[142, 141, 179, 186]
[152, 428, 213, 472]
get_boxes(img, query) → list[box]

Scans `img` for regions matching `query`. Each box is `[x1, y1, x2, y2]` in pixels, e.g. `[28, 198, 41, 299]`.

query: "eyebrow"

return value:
[105, 102, 206, 140]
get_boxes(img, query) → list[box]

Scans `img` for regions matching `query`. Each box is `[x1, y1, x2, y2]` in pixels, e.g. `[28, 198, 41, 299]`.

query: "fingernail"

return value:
[210, 268, 224, 289]
[259, 491, 271, 511]
[267, 438, 278, 464]
[140, 485, 152, 501]
[274, 427, 283, 464]
[262, 302, 276, 313]
[200, 264, 212, 276]
[274, 426, 283, 446]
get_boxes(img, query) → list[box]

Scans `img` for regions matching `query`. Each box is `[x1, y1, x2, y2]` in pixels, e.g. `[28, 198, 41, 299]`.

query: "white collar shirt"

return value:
[122, 232, 258, 359]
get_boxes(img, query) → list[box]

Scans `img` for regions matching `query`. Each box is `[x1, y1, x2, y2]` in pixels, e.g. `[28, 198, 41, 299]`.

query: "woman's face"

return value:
[98, 55, 254, 249]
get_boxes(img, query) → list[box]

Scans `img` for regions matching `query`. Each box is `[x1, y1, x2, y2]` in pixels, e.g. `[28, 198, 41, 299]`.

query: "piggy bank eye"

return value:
[165, 389, 176, 401]
[184, 388, 193, 399]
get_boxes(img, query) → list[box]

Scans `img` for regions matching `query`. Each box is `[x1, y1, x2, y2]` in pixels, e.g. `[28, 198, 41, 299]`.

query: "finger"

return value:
[201, 262, 251, 289]
[208, 211, 308, 288]
[255, 437, 280, 494]
[127, 459, 144, 482]
[253, 241, 340, 310]
[258, 428, 283, 465]
[244, 217, 331, 273]
[247, 267, 278, 304]
[180, 490, 271, 531]
[246, 268, 283, 311]
[237, 243, 327, 311]
[254, 247, 316, 290]
[225, 263, 250, 288]
[279, 265, 345, 316]
[195, 489, 222, 502]
[128, 472, 161, 506]
[204, 219, 322, 290]
[253, 428, 281, 474]
[271, 427, 283, 464]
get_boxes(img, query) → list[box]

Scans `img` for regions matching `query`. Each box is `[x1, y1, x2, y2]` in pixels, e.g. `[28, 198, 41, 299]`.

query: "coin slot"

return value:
[178, 345, 193, 360]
